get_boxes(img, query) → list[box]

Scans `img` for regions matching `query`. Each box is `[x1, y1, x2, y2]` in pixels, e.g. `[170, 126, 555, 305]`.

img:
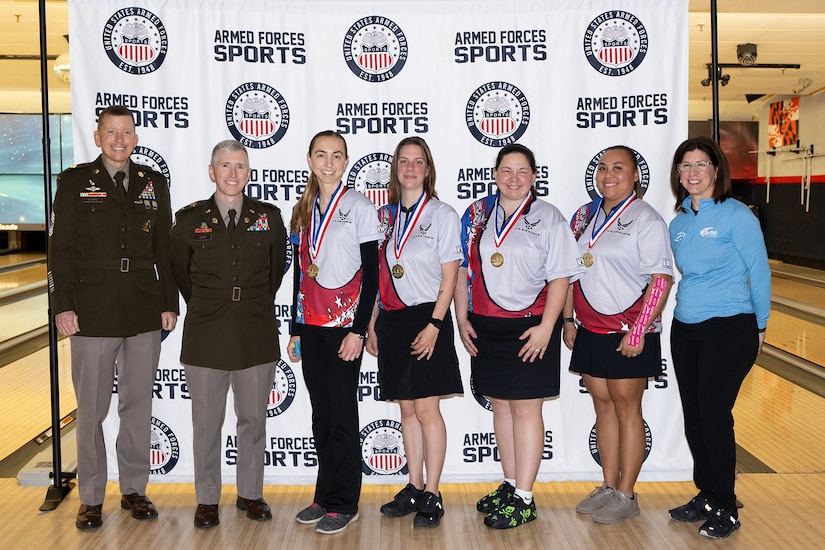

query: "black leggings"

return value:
[670, 313, 759, 512]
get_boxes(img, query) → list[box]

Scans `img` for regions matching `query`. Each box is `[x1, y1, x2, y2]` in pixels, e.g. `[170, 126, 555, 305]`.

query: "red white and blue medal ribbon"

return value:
[309, 182, 346, 262]
[493, 193, 531, 249]
[587, 193, 636, 250]
[489, 193, 531, 267]
[393, 193, 428, 262]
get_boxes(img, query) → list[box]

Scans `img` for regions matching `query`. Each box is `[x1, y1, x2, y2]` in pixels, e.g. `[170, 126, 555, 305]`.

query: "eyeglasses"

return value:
[676, 161, 713, 173]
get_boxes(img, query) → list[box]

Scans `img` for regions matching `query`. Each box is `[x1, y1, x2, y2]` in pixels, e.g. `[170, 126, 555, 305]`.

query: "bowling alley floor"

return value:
[0, 256, 823, 548]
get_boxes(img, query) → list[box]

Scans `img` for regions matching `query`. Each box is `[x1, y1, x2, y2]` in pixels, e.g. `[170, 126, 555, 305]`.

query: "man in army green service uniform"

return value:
[170, 139, 287, 528]
[48, 105, 179, 530]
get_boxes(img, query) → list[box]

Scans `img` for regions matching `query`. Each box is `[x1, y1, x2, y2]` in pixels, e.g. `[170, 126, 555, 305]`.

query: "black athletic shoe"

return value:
[380, 483, 424, 517]
[483, 494, 537, 529]
[668, 494, 713, 523]
[413, 491, 444, 528]
[699, 507, 740, 539]
[476, 481, 516, 514]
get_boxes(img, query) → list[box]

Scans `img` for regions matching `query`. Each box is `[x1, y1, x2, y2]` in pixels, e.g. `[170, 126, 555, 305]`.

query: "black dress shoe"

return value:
[194, 504, 220, 528]
[236, 496, 272, 521]
[121, 493, 158, 519]
[76, 504, 103, 530]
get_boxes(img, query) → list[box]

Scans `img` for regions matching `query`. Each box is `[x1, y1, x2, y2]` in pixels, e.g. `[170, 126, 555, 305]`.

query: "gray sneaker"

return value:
[316, 511, 360, 534]
[576, 484, 615, 514]
[592, 490, 640, 524]
[295, 502, 325, 524]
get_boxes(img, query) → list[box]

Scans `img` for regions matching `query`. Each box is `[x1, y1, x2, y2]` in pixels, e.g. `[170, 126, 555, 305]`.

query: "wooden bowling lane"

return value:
[772, 277, 825, 309]
[0, 263, 46, 292]
[0, 293, 47, 342]
[0, 262, 48, 344]
[735, 364, 825, 474]
[0, 338, 75, 463]
[0, 252, 45, 270]
[766, 310, 825, 368]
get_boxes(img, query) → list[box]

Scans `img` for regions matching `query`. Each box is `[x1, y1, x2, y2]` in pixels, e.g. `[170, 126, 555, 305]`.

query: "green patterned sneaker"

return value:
[483, 494, 537, 529]
[476, 481, 516, 513]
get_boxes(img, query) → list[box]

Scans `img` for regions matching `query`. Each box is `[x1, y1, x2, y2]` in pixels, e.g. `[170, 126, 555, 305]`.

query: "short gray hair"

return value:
[210, 139, 248, 166]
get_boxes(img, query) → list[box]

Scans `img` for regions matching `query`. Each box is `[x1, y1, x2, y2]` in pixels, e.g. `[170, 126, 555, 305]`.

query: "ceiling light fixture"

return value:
[737, 43, 758, 66]
[53, 34, 70, 85]
[701, 65, 730, 87]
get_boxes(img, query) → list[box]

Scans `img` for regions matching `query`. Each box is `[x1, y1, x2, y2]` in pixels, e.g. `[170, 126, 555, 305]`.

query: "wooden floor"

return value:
[1, 475, 824, 549]
[1, 256, 824, 548]
[0, 339, 75, 462]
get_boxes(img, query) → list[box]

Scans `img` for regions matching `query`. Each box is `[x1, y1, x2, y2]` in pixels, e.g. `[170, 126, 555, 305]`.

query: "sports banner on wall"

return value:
[67, 0, 690, 484]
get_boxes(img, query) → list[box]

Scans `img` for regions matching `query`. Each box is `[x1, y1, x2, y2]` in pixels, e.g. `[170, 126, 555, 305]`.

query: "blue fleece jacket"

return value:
[669, 197, 771, 329]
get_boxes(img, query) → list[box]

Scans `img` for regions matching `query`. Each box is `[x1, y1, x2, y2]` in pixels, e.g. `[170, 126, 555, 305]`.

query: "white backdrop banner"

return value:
[67, 0, 690, 484]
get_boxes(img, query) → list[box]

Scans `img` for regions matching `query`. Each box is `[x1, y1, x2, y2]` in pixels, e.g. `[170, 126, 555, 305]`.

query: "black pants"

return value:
[300, 325, 363, 514]
[670, 313, 758, 512]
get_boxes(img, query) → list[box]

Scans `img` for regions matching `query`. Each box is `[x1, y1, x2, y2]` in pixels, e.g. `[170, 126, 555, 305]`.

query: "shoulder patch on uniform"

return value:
[251, 198, 280, 212]
[134, 162, 163, 176]
[56, 162, 93, 182]
[58, 162, 91, 174]
[175, 200, 206, 215]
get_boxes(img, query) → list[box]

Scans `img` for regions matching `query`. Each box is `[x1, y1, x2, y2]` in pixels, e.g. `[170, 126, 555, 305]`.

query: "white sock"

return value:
[514, 488, 533, 504]
[504, 478, 516, 487]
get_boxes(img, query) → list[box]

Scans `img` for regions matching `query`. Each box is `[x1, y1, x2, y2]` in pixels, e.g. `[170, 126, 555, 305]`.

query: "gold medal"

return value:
[391, 263, 405, 278]
[306, 263, 320, 279]
[490, 252, 505, 268]
[582, 252, 595, 268]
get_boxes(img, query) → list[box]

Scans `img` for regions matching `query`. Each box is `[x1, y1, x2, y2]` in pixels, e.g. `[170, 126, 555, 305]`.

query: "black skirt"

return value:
[375, 303, 463, 400]
[469, 313, 562, 399]
[569, 325, 663, 379]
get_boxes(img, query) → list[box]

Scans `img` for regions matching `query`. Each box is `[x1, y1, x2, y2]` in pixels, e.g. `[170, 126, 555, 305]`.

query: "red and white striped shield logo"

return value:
[598, 46, 633, 66]
[240, 118, 275, 137]
[365, 189, 389, 207]
[118, 43, 155, 63]
[358, 52, 393, 71]
[481, 116, 516, 137]
[268, 388, 283, 406]
[150, 448, 166, 467]
[368, 453, 404, 473]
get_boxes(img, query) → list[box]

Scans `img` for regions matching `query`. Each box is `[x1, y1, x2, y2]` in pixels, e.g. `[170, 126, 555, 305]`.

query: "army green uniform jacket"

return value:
[48, 156, 178, 336]
[170, 195, 287, 370]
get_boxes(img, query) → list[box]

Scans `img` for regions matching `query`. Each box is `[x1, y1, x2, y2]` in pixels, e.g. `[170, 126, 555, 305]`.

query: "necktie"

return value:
[114, 171, 126, 198]
[228, 208, 237, 233]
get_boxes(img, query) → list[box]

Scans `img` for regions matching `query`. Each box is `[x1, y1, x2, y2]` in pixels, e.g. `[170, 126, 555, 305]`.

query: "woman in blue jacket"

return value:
[667, 136, 771, 540]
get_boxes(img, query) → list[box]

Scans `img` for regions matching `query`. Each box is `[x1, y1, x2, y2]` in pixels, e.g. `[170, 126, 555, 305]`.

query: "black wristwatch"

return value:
[428, 317, 444, 330]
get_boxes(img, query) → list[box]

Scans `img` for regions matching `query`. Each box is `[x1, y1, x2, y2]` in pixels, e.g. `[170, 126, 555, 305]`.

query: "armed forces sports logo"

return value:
[149, 417, 180, 475]
[266, 359, 297, 417]
[131, 146, 171, 187]
[225, 82, 290, 149]
[360, 419, 408, 475]
[584, 11, 648, 76]
[465, 82, 530, 147]
[343, 16, 408, 82]
[103, 8, 168, 74]
[470, 376, 493, 411]
[347, 152, 392, 207]
[584, 147, 650, 201]
[283, 234, 293, 275]
[589, 420, 652, 466]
